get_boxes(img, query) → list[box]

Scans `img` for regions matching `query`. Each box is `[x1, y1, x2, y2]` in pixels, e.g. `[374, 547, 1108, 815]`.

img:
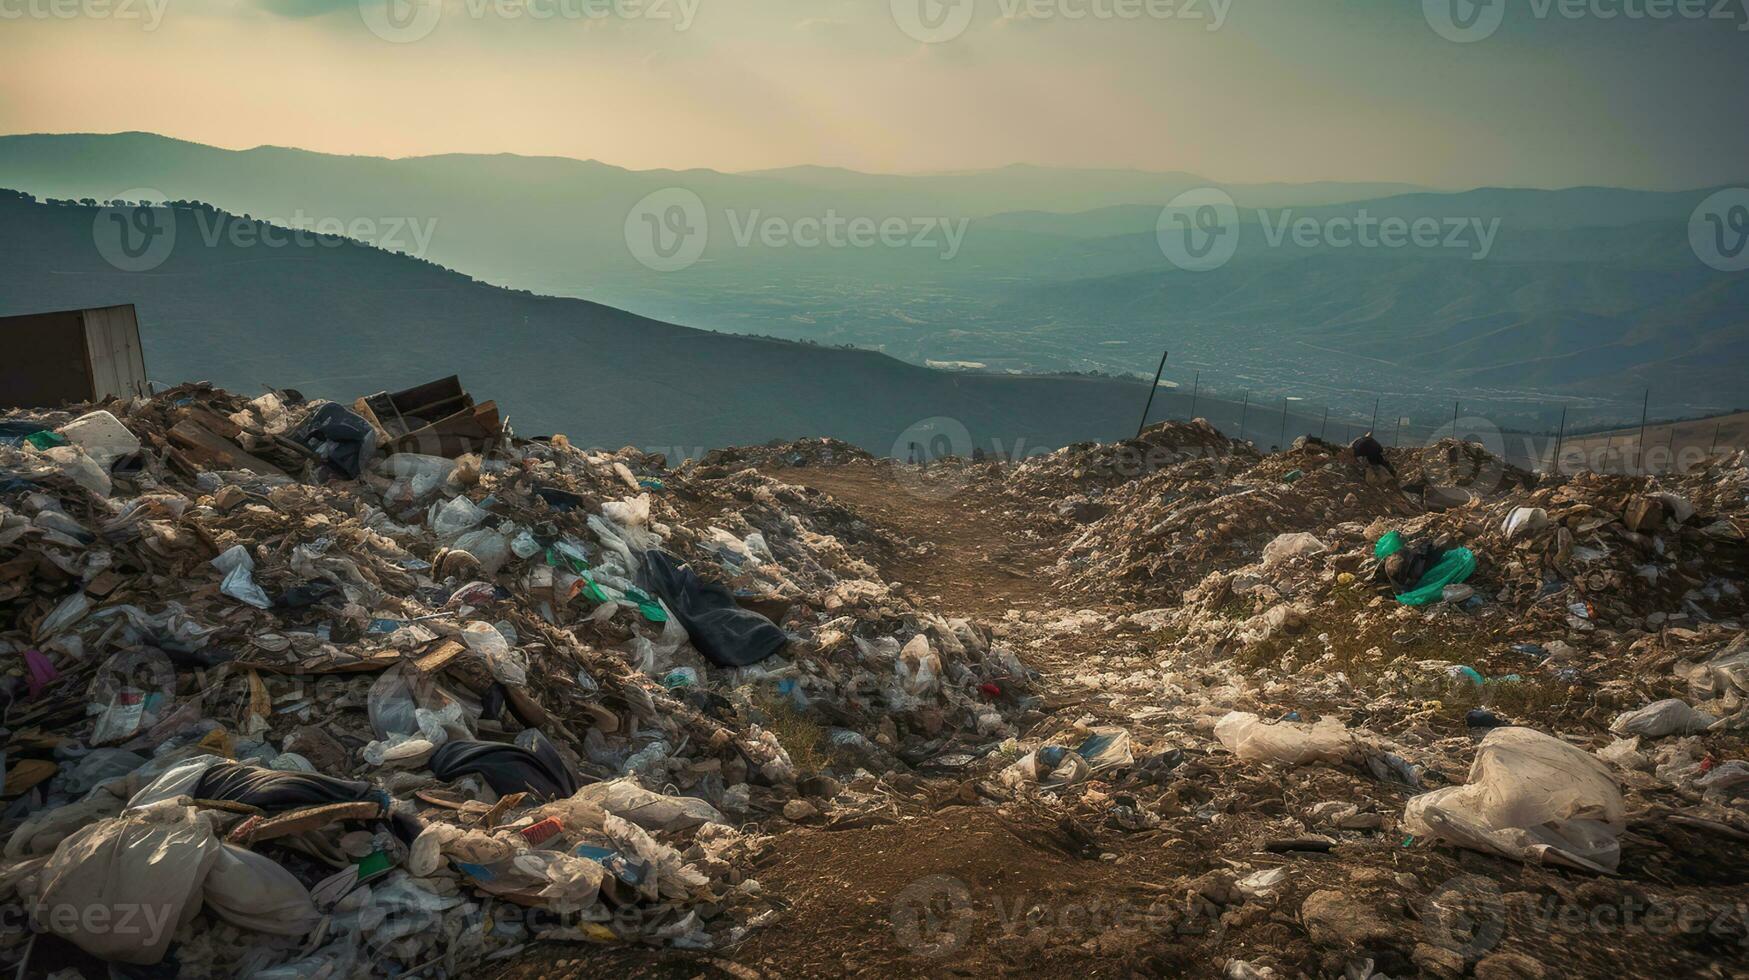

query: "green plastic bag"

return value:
[1374, 531, 1405, 559]
[24, 431, 67, 451]
[1395, 547, 1477, 606]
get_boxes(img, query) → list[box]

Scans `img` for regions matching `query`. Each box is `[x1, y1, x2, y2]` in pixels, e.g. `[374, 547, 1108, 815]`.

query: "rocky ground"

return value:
[2, 393, 1747, 979]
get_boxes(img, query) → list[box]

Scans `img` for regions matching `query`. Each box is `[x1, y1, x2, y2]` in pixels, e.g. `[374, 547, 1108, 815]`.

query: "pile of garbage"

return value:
[692, 437, 872, 476]
[0, 381, 1029, 974]
[1054, 432, 1429, 600]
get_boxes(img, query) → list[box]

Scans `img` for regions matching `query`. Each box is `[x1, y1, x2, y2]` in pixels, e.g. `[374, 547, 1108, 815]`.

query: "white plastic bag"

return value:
[1403, 727, 1624, 873]
[1261, 532, 1326, 565]
[1215, 711, 1353, 766]
[1609, 698, 1716, 738]
[212, 544, 272, 609]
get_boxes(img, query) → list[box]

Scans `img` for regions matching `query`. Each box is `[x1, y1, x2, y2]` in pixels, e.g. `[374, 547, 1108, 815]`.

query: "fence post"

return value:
[1135, 349, 1169, 439]
[1637, 389, 1650, 476]
[1552, 405, 1567, 476]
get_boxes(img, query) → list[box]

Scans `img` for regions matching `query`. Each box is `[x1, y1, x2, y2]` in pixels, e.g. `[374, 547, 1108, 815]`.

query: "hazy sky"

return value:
[1, 0, 1745, 187]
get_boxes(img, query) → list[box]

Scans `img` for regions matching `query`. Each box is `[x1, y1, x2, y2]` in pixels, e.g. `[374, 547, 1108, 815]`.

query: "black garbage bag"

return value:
[429, 731, 580, 800]
[635, 550, 787, 668]
[194, 763, 422, 843]
[291, 402, 378, 479]
[195, 762, 381, 811]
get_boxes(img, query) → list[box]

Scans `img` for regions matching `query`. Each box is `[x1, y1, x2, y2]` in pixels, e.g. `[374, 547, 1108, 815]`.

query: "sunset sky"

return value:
[2, 0, 1745, 188]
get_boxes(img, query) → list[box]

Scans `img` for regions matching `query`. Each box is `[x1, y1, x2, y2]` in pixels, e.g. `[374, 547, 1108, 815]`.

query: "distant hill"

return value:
[0, 132, 1741, 424]
[0, 189, 1170, 456]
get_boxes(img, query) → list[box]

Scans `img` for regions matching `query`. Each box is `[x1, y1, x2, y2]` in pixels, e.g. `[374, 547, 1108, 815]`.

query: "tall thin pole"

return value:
[1393, 416, 1404, 449]
[1370, 397, 1380, 433]
[1188, 371, 1200, 419]
[1453, 401, 1461, 432]
[1279, 399, 1289, 449]
[1553, 405, 1568, 475]
[1665, 422, 1678, 475]
[1319, 407, 1329, 441]
[1135, 349, 1170, 439]
[1238, 394, 1250, 444]
[1637, 389, 1650, 475]
[1712, 422, 1723, 455]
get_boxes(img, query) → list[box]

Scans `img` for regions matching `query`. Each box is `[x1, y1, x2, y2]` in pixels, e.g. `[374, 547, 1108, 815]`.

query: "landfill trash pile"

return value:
[5, 391, 1749, 978]
[0, 383, 1032, 976]
[691, 437, 872, 477]
[1054, 433, 1433, 601]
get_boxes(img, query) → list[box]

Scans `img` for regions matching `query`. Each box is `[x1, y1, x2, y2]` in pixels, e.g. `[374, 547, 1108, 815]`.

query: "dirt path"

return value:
[771, 464, 1058, 620]
[494, 464, 1186, 979]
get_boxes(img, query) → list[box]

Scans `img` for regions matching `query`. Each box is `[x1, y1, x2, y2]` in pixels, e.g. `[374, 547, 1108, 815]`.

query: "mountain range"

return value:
[0, 132, 1743, 426]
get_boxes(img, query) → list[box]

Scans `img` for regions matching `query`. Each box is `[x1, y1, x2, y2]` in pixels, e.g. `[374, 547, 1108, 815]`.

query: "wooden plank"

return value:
[167, 419, 290, 477]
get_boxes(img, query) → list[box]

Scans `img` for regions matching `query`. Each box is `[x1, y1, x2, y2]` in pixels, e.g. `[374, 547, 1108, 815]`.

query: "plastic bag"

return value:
[567, 778, 726, 832]
[383, 453, 456, 499]
[1395, 547, 1477, 606]
[1262, 532, 1326, 564]
[1403, 727, 1624, 873]
[41, 446, 111, 497]
[1609, 698, 1715, 738]
[1502, 507, 1548, 540]
[461, 621, 527, 686]
[211, 544, 272, 609]
[1215, 711, 1353, 766]
[429, 495, 489, 540]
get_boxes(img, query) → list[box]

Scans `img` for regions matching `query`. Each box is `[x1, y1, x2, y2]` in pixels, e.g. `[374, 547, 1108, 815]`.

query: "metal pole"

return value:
[1370, 397, 1379, 434]
[1279, 399, 1289, 449]
[1393, 416, 1403, 448]
[1553, 405, 1567, 475]
[1238, 394, 1250, 444]
[1637, 389, 1650, 475]
[1453, 401, 1460, 432]
[1665, 422, 1678, 475]
[1712, 422, 1722, 455]
[1319, 407, 1329, 441]
[1188, 371, 1200, 419]
[1135, 349, 1170, 439]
